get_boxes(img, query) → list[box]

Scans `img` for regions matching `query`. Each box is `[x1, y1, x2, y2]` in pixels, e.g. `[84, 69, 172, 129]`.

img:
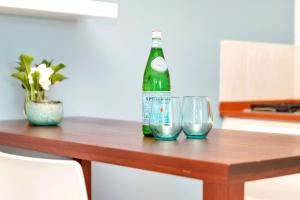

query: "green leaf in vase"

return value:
[19, 54, 33, 74]
[40, 59, 53, 68]
[51, 63, 66, 73]
[31, 71, 40, 91]
[11, 72, 30, 90]
[51, 73, 68, 85]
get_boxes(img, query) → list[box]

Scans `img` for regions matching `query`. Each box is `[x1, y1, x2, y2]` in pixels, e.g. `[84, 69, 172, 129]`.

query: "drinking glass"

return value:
[182, 96, 213, 139]
[149, 97, 182, 140]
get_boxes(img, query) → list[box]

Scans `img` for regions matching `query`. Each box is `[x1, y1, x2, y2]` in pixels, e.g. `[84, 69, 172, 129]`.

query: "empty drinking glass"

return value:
[150, 97, 182, 141]
[182, 96, 213, 139]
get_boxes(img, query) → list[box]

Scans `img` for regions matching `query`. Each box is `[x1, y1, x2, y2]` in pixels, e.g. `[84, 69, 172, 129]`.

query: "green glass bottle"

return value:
[142, 31, 171, 136]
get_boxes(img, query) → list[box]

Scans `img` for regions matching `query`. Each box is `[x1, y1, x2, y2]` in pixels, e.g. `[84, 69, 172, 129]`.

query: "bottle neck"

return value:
[151, 38, 162, 48]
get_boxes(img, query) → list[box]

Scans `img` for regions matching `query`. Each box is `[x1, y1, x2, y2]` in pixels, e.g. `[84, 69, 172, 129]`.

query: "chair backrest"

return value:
[0, 151, 88, 200]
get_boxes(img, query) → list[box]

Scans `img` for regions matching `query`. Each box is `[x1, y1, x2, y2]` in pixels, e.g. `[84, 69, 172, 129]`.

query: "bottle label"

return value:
[150, 97, 172, 125]
[142, 92, 171, 125]
[151, 57, 168, 72]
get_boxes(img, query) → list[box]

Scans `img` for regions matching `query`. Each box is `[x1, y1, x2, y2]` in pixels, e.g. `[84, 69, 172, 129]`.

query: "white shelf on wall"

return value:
[0, 0, 118, 20]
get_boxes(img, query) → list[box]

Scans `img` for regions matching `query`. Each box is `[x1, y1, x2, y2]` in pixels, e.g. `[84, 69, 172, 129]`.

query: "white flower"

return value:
[39, 79, 52, 91]
[28, 64, 54, 91]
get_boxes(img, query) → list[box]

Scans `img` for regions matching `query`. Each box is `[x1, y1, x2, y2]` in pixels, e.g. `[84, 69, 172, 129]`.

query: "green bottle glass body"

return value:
[142, 36, 171, 136]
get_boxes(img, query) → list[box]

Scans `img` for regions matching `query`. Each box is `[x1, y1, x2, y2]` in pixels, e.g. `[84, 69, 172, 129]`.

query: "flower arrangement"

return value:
[11, 54, 67, 102]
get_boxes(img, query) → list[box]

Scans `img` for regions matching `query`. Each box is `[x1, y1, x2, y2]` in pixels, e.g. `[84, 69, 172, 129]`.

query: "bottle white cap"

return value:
[152, 31, 162, 39]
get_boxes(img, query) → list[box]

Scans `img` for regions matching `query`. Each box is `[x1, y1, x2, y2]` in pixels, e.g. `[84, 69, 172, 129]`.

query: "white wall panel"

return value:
[294, 47, 300, 98]
[296, 0, 300, 45]
[220, 41, 294, 101]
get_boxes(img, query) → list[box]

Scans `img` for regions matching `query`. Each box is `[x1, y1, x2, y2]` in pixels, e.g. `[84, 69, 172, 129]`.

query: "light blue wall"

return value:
[0, 0, 294, 199]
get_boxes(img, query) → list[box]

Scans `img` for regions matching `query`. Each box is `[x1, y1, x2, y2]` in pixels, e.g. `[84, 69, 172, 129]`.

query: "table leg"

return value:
[203, 181, 244, 200]
[75, 159, 92, 200]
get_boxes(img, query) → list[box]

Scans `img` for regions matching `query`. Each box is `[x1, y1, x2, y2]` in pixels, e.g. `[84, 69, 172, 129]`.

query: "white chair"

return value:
[245, 174, 300, 200]
[0, 151, 88, 200]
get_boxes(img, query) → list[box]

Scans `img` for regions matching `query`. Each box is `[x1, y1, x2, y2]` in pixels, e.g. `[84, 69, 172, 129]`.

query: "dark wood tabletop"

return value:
[0, 117, 300, 200]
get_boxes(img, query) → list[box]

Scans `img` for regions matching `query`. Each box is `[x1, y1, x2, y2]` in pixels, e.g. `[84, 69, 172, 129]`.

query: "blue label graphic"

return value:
[142, 92, 171, 125]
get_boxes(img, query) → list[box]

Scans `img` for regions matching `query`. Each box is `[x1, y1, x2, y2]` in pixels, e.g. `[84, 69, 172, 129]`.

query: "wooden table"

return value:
[0, 117, 300, 200]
